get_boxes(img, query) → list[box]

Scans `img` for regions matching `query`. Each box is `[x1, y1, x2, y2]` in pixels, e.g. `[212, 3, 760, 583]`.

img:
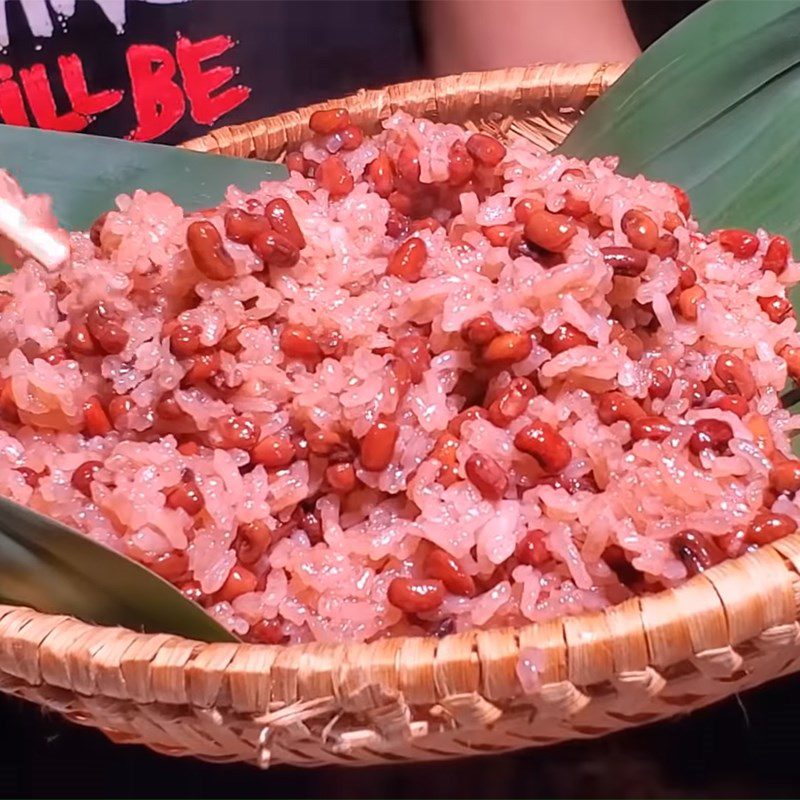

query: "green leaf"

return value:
[558, 0, 800, 247]
[0, 494, 237, 642]
[0, 124, 285, 231]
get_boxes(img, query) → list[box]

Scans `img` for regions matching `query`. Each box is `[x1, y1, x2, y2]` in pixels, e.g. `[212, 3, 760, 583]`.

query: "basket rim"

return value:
[3, 62, 800, 718]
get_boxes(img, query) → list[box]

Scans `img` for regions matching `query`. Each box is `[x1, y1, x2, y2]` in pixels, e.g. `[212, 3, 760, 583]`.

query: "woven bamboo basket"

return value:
[3, 62, 800, 770]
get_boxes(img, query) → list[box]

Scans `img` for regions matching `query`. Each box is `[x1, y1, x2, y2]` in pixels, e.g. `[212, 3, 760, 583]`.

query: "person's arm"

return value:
[422, 0, 641, 76]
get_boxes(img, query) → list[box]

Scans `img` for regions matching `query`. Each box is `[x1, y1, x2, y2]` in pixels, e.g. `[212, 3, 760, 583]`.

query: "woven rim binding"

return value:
[3, 63, 800, 769]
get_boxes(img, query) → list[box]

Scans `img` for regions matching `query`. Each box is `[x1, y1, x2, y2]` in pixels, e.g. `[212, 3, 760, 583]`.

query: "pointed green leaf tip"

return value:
[0, 124, 285, 231]
[0, 494, 238, 643]
[559, 0, 800, 249]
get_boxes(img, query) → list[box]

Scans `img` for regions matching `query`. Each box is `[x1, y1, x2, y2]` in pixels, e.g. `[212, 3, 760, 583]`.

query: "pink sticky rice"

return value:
[0, 110, 799, 645]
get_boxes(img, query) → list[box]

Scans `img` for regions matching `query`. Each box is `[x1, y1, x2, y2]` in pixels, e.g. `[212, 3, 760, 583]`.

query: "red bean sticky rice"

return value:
[0, 109, 799, 644]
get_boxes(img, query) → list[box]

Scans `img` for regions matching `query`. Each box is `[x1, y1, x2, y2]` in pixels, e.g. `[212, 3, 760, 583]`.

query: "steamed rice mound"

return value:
[1, 110, 799, 644]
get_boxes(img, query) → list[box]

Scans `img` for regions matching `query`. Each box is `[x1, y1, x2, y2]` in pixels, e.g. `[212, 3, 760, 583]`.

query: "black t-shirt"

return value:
[0, 0, 422, 144]
[0, 0, 704, 147]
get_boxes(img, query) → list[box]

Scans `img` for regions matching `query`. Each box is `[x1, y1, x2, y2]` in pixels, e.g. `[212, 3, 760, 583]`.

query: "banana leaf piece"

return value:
[558, 0, 800, 248]
[0, 494, 237, 643]
[0, 124, 285, 232]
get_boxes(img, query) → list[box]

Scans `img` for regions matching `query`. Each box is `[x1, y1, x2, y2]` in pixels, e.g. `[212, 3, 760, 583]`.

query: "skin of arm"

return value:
[422, 0, 641, 75]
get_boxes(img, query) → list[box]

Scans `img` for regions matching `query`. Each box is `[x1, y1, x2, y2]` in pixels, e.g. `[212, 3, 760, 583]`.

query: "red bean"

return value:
[671, 530, 724, 576]
[746, 511, 797, 545]
[396, 141, 421, 184]
[386, 207, 409, 238]
[186, 221, 236, 281]
[387, 237, 427, 282]
[251, 229, 301, 269]
[235, 520, 272, 564]
[280, 324, 322, 362]
[264, 198, 306, 249]
[601, 246, 649, 277]
[524, 210, 577, 253]
[285, 152, 306, 175]
[758, 295, 794, 323]
[672, 185, 691, 218]
[224, 208, 269, 244]
[40, 346, 68, 365]
[448, 140, 474, 186]
[367, 153, 394, 198]
[709, 394, 749, 418]
[513, 195, 545, 223]
[338, 125, 364, 151]
[769, 460, 800, 495]
[71, 460, 103, 497]
[393, 335, 430, 383]
[677, 263, 697, 288]
[360, 420, 399, 471]
[515, 529, 550, 567]
[322, 457, 356, 489]
[15, 466, 39, 488]
[216, 564, 258, 602]
[89, 212, 108, 247]
[182, 349, 221, 386]
[181, 581, 203, 604]
[387, 577, 445, 613]
[177, 440, 200, 457]
[718, 229, 759, 259]
[597, 391, 645, 425]
[542, 323, 590, 354]
[630, 415, 671, 442]
[482, 225, 515, 247]
[251, 436, 295, 468]
[149, 551, 190, 582]
[430, 432, 461, 487]
[425, 549, 475, 596]
[309, 108, 350, 135]
[466, 133, 506, 167]
[562, 190, 590, 219]
[169, 323, 202, 358]
[676, 285, 706, 320]
[306, 428, 348, 457]
[217, 415, 260, 451]
[782, 345, 800, 381]
[83, 395, 111, 437]
[219, 321, 258, 354]
[621, 209, 658, 252]
[388, 190, 414, 216]
[461, 315, 500, 347]
[654, 234, 679, 260]
[87, 303, 129, 355]
[514, 421, 572, 473]
[250, 618, 289, 644]
[663, 212, 682, 233]
[156, 393, 184, 421]
[609, 323, 644, 360]
[763, 236, 790, 275]
[712, 354, 756, 400]
[0, 380, 17, 424]
[165, 471, 204, 516]
[482, 331, 532, 364]
[689, 419, 733, 455]
[465, 452, 508, 501]
[410, 217, 441, 235]
[685, 380, 707, 408]
[66, 323, 98, 357]
[316, 156, 354, 197]
[487, 377, 535, 427]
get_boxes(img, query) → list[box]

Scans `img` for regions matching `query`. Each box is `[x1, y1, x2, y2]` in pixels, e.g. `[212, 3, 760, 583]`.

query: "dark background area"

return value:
[4, 1, 770, 798]
[1, 672, 799, 798]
